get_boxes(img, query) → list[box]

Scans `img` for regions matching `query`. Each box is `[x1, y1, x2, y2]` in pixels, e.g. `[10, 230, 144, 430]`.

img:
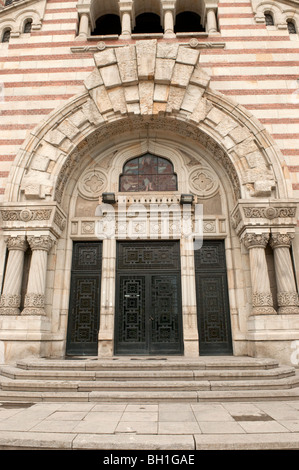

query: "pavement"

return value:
[0, 399, 299, 451]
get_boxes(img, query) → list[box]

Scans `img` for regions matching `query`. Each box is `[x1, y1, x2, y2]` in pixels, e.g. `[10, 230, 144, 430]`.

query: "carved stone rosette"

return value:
[0, 235, 28, 315]
[270, 232, 299, 314]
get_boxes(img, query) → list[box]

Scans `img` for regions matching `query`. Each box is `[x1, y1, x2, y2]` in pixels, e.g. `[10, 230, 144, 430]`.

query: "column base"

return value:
[278, 306, 299, 314]
[0, 307, 21, 315]
[22, 307, 46, 316]
[251, 306, 277, 315]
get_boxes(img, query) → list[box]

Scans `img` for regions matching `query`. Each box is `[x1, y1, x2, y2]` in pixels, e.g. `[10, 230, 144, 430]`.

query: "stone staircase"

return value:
[0, 356, 299, 403]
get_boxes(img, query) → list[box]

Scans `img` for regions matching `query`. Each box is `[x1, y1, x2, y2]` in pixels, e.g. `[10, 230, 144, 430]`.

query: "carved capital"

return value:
[27, 235, 54, 252]
[242, 232, 269, 250]
[4, 235, 28, 252]
[270, 233, 294, 249]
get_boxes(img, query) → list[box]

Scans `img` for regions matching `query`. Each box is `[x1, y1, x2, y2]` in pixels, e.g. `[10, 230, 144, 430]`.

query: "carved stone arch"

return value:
[3, 41, 291, 210]
[252, 0, 288, 27]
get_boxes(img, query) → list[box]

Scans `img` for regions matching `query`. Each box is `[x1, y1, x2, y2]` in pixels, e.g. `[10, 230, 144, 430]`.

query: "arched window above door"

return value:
[119, 154, 177, 192]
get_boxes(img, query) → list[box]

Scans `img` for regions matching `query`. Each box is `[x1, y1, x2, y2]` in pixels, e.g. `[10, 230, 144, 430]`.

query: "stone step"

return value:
[15, 356, 280, 371]
[0, 387, 299, 404]
[1, 374, 298, 393]
[0, 356, 297, 403]
[0, 364, 295, 382]
[1, 363, 295, 380]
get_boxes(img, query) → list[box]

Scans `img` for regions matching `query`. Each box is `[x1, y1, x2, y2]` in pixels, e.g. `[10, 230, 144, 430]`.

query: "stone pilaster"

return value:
[0, 235, 28, 315]
[270, 233, 299, 314]
[98, 238, 116, 356]
[242, 232, 276, 315]
[22, 235, 55, 316]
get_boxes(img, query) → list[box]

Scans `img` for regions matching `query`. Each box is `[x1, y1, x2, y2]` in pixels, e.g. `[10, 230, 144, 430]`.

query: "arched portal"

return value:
[0, 41, 298, 364]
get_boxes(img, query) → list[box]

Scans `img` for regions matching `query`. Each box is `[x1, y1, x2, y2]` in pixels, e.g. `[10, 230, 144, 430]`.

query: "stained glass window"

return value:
[119, 154, 177, 192]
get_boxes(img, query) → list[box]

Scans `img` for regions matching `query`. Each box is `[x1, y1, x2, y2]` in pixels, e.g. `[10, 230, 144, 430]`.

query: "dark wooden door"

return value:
[195, 240, 233, 355]
[66, 242, 102, 356]
[115, 241, 183, 355]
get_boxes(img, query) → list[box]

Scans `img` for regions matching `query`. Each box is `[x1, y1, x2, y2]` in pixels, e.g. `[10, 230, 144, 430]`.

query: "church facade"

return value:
[0, 0, 298, 365]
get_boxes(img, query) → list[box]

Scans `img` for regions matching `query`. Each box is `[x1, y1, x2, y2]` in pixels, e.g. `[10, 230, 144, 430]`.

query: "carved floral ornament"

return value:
[78, 169, 107, 200]
[189, 166, 219, 198]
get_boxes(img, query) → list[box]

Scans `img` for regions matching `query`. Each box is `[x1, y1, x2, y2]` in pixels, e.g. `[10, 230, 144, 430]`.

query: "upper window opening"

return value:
[24, 19, 32, 33]
[119, 154, 177, 192]
[4, 0, 13, 5]
[132, 13, 163, 34]
[2, 29, 11, 43]
[287, 20, 297, 34]
[91, 14, 121, 36]
[174, 12, 205, 33]
[264, 12, 274, 26]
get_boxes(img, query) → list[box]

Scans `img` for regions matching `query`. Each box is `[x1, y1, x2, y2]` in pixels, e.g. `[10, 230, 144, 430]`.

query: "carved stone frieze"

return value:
[1, 209, 52, 222]
[277, 292, 299, 307]
[0, 294, 21, 315]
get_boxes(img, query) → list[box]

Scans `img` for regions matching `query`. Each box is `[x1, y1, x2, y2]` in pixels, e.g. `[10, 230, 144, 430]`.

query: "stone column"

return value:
[161, 1, 176, 38]
[242, 232, 276, 315]
[78, 12, 89, 38]
[0, 235, 28, 315]
[270, 233, 299, 314]
[22, 235, 54, 316]
[119, 1, 133, 38]
[180, 237, 199, 356]
[206, 8, 218, 33]
[98, 238, 116, 356]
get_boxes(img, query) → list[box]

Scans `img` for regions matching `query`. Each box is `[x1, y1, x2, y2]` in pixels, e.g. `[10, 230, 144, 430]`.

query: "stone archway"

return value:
[0, 40, 298, 363]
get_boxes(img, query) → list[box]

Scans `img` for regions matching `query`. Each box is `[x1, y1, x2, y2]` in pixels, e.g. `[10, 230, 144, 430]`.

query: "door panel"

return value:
[66, 242, 102, 356]
[150, 274, 182, 354]
[195, 240, 233, 355]
[115, 275, 147, 354]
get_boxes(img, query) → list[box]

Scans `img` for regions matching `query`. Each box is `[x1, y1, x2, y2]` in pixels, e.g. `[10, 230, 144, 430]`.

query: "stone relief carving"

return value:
[27, 235, 55, 252]
[78, 169, 107, 200]
[242, 232, 269, 249]
[189, 166, 219, 198]
[1, 209, 52, 222]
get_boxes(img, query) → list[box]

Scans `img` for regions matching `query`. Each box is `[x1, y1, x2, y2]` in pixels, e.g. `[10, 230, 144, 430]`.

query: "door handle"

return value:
[149, 316, 154, 321]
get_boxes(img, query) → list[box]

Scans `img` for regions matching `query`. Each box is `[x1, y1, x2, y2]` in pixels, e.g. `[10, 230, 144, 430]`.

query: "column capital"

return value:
[242, 232, 269, 250]
[27, 235, 55, 252]
[4, 235, 28, 252]
[270, 232, 294, 249]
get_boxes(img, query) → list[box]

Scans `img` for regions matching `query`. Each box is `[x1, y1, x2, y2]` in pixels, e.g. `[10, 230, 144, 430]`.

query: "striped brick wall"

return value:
[0, 0, 298, 202]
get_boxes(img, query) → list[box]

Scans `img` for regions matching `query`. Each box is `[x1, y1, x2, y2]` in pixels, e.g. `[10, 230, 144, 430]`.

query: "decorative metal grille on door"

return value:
[66, 242, 102, 356]
[195, 240, 233, 355]
[115, 241, 183, 355]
